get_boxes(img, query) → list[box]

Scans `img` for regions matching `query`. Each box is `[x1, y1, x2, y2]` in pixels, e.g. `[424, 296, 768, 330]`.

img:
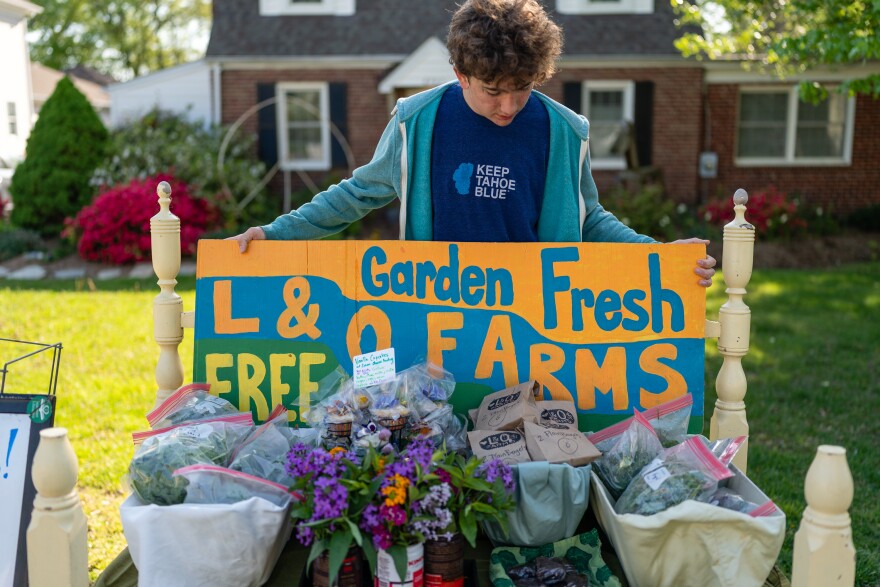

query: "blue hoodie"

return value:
[261, 81, 654, 244]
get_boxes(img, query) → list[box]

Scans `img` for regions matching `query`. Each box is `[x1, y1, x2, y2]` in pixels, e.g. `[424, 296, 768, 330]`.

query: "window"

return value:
[260, 0, 355, 16]
[736, 87, 854, 165]
[7, 102, 17, 136]
[582, 81, 634, 170]
[557, 0, 652, 15]
[277, 83, 331, 171]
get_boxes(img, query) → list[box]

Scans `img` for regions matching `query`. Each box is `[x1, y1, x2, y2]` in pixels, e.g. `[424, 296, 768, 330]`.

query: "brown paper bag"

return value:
[468, 429, 531, 465]
[523, 421, 601, 466]
[536, 400, 579, 430]
[474, 381, 539, 430]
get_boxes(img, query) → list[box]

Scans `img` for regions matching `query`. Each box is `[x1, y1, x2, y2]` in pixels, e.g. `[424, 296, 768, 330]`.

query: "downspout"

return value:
[211, 61, 222, 126]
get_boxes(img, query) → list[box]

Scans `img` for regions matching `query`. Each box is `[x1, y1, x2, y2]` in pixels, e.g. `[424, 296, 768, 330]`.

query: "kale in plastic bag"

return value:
[129, 419, 252, 505]
[593, 412, 662, 499]
[614, 436, 734, 516]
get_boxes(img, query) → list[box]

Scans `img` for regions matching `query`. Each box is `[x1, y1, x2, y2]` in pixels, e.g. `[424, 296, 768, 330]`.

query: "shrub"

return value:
[0, 225, 45, 262]
[700, 186, 809, 240]
[10, 77, 108, 237]
[601, 183, 707, 241]
[67, 174, 220, 264]
[844, 204, 880, 233]
[91, 109, 271, 230]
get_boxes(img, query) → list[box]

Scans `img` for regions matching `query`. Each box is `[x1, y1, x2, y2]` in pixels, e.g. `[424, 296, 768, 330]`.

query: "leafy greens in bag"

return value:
[146, 383, 238, 428]
[615, 436, 733, 516]
[593, 410, 663, 499]
[129, 413, 254, 505]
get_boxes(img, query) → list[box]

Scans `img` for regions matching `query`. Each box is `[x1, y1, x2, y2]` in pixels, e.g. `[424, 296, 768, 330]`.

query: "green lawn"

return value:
[1, 263, 878, 585]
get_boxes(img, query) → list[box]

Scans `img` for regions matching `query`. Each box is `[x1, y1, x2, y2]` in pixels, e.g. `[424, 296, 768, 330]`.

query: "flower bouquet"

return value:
[358, 436, 438, 582]
[435, 452, 517, 547]
[286, 443, 381, 585]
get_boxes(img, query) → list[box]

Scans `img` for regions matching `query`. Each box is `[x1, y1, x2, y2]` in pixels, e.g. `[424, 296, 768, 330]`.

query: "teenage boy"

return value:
[230, 0, 716, 287]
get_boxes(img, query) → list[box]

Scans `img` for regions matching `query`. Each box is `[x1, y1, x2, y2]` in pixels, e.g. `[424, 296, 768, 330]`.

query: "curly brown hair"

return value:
[447, 0, 563, 87]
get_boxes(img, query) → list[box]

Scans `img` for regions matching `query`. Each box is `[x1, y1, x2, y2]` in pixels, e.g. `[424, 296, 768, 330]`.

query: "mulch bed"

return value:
[708, 231, 879, 270]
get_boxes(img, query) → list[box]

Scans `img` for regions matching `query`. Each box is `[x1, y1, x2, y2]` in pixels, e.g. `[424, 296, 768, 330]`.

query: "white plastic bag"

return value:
[591, 452, 785, 587]
[120, 493, 292, 587]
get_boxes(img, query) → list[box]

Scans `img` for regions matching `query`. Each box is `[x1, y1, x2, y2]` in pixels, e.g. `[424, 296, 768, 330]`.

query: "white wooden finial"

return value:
[26, 428, 89, 587]
[151, 181, 184, 410]
[710, 188, 756, 472]
[792, 445, 856, 586]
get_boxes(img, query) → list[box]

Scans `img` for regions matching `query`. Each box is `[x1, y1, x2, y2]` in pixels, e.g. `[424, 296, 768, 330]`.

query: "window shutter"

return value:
[256, 83, 278, 168]
[329, 83, 349, 168]
[562, 82, 583, 113]
[634, 81, 654, 167]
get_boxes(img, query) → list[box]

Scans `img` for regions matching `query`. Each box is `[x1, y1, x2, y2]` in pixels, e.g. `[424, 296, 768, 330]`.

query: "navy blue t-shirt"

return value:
[431, 85, 550, 242]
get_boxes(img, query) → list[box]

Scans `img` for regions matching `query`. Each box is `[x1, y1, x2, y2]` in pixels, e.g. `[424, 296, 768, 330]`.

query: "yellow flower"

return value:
[329, 446, 346, 456]
[381, 474, 410, 507]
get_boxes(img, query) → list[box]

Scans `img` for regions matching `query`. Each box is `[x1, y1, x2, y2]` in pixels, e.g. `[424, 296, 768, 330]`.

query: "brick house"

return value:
[161, 0, 880, 216]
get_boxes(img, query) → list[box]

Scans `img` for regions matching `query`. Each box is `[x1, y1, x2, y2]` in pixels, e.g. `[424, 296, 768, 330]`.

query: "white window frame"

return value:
[735, 85, 855, 167]
[557, 0, 652, 15]
[259, 0, 355, 16]
[582, 80, 635, 171]
[276, 82, 332, 171]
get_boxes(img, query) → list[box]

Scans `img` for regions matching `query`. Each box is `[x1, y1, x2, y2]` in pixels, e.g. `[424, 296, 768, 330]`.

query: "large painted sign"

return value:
[193, 240, 706, 432]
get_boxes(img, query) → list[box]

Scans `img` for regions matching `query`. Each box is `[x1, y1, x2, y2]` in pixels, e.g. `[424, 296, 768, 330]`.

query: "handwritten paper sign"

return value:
[353, 348, 396, 388]
[193, 240, 706, 432]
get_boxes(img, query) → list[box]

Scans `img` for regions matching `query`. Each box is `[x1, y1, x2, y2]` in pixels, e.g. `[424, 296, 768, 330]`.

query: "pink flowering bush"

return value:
[700, 185, 808, 240]
[66, 174, 219, 264]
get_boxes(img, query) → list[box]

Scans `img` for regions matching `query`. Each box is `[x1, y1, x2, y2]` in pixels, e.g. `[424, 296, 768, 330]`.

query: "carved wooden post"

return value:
[710, 188, 754, 472]
[792, 445, 856, 587]
[26, 428, 89, 587]
[151, 180, 184, 410]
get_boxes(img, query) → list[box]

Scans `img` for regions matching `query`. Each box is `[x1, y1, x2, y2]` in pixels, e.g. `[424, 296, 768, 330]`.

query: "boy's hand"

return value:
[669, 237, 716, 288]
[226, 226, 266, 253]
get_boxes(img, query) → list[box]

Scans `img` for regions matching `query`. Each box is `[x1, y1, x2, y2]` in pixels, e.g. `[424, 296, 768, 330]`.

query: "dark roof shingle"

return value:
[207, 0, 686, 59]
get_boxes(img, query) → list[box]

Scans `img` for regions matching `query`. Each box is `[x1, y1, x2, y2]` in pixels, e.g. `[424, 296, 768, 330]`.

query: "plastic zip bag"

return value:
[146, 382, 238, 429]
[588, 393, 693, 453]
[230, 405, 318, 484]
[706, 435, 747, 466]
[129, 413, 254, 505]
[593, 410, 664, 500]
[646, 393, 693, 447]
[173, 464, 295, 507]
[615, 436, 734, 516]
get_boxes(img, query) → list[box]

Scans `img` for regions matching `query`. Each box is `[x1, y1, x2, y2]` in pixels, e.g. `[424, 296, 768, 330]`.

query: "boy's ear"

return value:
[453, 67, 470, 88]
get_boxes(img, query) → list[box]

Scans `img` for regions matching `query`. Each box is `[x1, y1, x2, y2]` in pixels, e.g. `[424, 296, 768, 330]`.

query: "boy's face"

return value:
[454, 69, 533, 127]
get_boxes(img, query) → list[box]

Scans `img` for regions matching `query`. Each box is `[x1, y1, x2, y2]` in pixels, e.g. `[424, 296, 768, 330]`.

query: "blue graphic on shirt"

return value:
[453, 163, 474, 195]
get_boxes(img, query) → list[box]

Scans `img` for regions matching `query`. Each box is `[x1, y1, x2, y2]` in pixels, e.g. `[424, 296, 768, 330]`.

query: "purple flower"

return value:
[360, 504, 381, 531]
[405, 436, 434, 471]
[312, 476, 348, 521]
[477, 458, 516, 494]
[296, 525, 314, 546]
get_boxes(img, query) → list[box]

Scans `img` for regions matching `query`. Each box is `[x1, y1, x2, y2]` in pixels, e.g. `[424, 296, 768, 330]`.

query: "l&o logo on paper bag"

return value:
[486, 391, 520, 411]
[541, 408, 576, 426]
[479, 432, 523, 451]
[192, 240, 706, 432]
